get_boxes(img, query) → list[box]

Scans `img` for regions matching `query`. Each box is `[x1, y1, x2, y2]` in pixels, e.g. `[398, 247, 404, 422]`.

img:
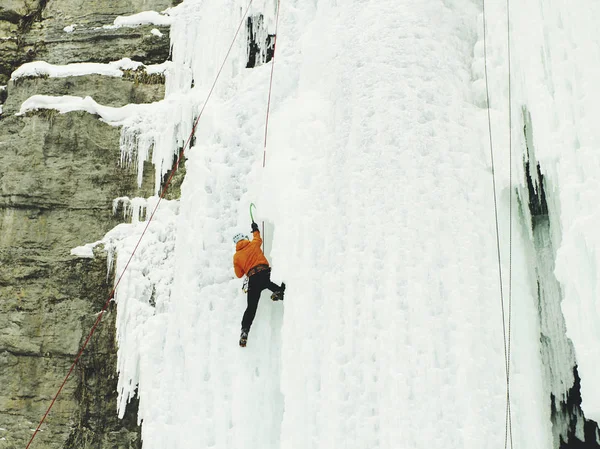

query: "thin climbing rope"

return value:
[481, 0, 513, 447]
[260, 0, 282, 245]
[24, 2, 254, 447]
[262, 0, 281, 167]
[506, 0, 514, 444]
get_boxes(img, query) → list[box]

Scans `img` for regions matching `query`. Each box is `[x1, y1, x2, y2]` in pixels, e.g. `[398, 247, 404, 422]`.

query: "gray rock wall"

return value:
[0, 0, 173, 85]
[0, 1, 175, 447]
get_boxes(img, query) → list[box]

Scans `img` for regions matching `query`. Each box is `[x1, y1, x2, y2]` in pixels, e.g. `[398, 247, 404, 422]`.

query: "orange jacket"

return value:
[233, 230, 269, 278]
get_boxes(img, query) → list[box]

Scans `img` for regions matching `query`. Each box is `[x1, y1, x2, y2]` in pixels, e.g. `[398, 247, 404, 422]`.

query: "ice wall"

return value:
[107, 0, 600, 448]
[112, 0, 553, 447]
[481, 0, 600, 445]
[112, 1, 287, 448]
[491, 0, 600, 430]
[260, 1, 550, 447]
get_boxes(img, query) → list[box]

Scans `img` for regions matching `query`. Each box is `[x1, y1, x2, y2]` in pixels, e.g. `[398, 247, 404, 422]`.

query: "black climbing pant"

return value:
[241, 268, 282, 331]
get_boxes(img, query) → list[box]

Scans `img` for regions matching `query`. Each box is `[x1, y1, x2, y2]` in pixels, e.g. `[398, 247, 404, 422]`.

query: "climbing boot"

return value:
[239, 329, 249, 347]
[271, 283, 286, 301]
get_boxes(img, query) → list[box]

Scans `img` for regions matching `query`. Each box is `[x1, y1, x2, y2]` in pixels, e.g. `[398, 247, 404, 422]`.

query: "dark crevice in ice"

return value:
[525, 159, 548, 219]
[552, 367, 600, 448]
[522, 106, 600, 448]
[523, 106, 548, 223]
[246, 14, 275, 69]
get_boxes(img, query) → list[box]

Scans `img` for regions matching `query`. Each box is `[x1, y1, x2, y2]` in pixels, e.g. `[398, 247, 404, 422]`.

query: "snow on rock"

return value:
[11, 61, 123, 80]
[111, 58, 145, 71]
[17, 86, 188, 195]
[151, 28, 164, 37]
[104, 10, 173, 29]
[10, 58, 169, 80]
[70, 242, 99, 258]
[146, 61, 172, 75]
[17, 95, 147, 124]
[63, 24, 77, 33]
[17, 93, 182, 193]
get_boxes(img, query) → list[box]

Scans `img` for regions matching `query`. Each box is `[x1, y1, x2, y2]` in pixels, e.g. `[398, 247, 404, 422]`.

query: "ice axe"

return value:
[249, 203, 265, 250]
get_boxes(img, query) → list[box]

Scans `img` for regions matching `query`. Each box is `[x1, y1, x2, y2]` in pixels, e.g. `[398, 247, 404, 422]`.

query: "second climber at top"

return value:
[233, 221, 285, 347]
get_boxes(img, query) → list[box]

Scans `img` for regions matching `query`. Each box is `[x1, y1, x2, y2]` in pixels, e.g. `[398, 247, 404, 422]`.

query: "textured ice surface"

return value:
[104, 0, 551, 448]
[62, 0, 600, 446]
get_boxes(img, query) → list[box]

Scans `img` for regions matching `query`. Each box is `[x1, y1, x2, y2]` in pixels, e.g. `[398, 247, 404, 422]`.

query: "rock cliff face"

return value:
[0, 1, 175, 447]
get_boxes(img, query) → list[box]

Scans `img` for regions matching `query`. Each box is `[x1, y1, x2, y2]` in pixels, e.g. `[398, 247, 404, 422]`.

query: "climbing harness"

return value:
[25, 2, 255, 448]
[482, 0, 514, 446]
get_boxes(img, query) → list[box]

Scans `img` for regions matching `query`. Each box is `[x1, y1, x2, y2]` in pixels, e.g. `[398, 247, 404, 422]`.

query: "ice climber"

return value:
[233, 222, 285, 347]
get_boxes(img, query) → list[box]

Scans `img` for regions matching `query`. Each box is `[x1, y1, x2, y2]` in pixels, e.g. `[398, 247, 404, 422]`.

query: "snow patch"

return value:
[111, 58, 145, 72]
[16, 95, 150, 125]
[146, 61, 171, 75]
[10, 58, 168, 81]
[70, 242, 101, 258]
[151, 28, 164, 37]
[104, 11, 173, 30]
[63, 24, 77, 33]
[11, 61, 122, 80]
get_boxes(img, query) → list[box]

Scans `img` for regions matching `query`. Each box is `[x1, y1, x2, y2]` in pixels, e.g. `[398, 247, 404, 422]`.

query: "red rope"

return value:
[262, 0, 282, 167]
[25, 2, 253, 447]
[260, 0, 282, 246]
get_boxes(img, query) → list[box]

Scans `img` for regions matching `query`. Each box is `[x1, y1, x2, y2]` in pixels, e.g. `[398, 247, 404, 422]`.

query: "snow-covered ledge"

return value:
[16, 92, 192, 194]
[103, 10, 174, 29]
[16, 95, 147, 123]
[10, 59, 171, 81]
[62, 10, 174, 34]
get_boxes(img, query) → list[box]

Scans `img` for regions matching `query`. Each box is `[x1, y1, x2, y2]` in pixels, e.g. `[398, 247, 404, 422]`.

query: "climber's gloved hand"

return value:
[251, 222, 259, 232]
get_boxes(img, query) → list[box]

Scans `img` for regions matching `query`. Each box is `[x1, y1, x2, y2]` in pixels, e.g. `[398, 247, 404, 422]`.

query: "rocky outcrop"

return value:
[0, 0, 174, 85]
[0, 1, 175, 448]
